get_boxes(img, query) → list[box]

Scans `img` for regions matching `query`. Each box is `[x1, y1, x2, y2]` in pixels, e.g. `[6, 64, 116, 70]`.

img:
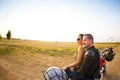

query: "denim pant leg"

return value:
[65, 68, 83, 80]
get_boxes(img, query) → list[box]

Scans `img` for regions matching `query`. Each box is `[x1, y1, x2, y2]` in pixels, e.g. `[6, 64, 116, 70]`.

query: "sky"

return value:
[0, 0, 120, 42]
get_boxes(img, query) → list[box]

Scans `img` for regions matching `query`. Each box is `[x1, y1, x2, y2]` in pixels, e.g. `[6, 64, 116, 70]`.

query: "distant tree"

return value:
[6, 30, 12, 40]
[0, 34, 2, 41]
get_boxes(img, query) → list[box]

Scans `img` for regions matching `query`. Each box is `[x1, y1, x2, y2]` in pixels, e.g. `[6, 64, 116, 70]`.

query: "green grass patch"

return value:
[0, 39, 120, 56]
[0, 46, 14, 55]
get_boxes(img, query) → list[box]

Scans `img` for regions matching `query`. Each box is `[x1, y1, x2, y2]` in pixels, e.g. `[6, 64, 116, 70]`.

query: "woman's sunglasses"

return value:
[77, 38, 81, 41]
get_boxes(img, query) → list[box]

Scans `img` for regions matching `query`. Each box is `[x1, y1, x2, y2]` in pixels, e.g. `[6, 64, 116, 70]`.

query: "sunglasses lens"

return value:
[77, 38, 80, 41]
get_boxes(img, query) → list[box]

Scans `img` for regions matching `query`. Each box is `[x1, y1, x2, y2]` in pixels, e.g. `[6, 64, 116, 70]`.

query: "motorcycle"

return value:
[44, 37, 115, 80]
[44, 47, 115, 80]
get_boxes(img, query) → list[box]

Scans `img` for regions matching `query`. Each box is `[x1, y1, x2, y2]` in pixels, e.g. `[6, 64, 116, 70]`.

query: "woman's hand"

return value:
[63, 66, 69, 71]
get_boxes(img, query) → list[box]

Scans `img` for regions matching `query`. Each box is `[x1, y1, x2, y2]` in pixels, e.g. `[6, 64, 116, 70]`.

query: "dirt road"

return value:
[0, 46, 120, 80]
[0, 53, 46, 80]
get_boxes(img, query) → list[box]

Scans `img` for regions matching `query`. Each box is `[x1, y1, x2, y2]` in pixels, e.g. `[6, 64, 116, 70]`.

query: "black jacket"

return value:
[77, 46, 100, 80]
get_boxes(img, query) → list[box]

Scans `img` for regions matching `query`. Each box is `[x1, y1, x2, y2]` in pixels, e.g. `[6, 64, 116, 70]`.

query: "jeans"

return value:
[65, 68, 84, 80]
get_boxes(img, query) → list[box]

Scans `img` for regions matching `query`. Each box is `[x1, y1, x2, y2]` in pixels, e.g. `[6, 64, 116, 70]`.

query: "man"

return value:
[78, 34, 100, 80]
[65, 34, 100, 80]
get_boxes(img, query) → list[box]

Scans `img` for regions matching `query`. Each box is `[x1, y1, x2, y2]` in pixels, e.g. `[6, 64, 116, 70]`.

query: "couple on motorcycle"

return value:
[63, 34, 101, 80]
[44, 34, 115, 80]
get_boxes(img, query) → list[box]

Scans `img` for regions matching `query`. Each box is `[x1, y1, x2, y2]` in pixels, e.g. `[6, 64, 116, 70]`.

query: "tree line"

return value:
[0, 30, 12, 41]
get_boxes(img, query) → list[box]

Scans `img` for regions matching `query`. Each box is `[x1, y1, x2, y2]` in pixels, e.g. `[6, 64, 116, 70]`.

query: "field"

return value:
[0, 39, 120, 80]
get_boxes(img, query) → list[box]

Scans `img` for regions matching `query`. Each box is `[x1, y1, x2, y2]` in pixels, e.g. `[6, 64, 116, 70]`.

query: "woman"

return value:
[63, 34, 85, 72]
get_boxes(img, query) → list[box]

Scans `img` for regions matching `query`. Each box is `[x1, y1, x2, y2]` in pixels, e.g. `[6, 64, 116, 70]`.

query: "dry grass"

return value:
[0, 39, 120, 80]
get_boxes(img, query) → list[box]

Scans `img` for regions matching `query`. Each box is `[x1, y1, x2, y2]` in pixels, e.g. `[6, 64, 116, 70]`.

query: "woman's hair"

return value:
[78, 34, 83, 39]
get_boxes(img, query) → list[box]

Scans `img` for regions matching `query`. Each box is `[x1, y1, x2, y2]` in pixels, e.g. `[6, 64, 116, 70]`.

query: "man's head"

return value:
[82, 34, 94, 49]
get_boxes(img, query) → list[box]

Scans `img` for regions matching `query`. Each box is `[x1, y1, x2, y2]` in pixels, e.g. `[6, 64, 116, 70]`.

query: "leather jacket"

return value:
[77, 46, 100, 80]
